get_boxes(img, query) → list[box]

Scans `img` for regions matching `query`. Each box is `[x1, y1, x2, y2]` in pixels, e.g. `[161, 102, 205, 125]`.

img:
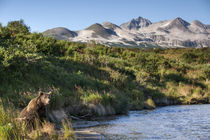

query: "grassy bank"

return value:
[0, 20, 210, 138]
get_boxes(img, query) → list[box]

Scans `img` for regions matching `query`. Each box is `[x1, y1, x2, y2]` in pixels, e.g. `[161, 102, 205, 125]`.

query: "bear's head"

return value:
[38, 92, 51, 105]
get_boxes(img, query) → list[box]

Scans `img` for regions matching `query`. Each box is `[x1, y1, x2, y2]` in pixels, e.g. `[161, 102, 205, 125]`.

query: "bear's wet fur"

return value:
[18, 91, 51, 129]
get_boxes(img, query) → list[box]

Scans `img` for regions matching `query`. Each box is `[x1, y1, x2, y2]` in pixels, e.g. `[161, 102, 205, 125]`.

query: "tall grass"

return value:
[0, 107, 26, 140]
[0, 106, 76, 140]
[62, 120, 75, 140]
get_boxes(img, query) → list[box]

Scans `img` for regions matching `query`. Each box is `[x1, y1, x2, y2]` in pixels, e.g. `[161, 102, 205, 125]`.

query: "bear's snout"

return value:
[45, 98, 50, 105]
[41, 94, 51, 105]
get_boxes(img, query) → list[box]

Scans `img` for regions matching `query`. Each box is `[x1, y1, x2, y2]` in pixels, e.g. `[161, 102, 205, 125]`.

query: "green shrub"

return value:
[86, 93, 103, 104]
[192, 87, 203, 99]
[201, 66, 210, 80]
[112, 94, 129, 114]
[101, 93, 115, 105]
[181, 52, 198, 63]
[144, 98, 156, 109]
[129, 90, 144, 110]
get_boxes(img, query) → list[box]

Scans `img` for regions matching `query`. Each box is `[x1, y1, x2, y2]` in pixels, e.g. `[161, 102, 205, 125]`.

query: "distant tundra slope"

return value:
[43, 16, 210, 48]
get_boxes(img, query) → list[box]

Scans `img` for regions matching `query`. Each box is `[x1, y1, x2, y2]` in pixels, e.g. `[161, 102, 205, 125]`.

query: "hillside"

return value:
[85, 23, 117, 38]
[0, 20, 210, 138]
[43, 16, 210, 48]
[1, 19, 210, 111]
[43, 27, 77, 40]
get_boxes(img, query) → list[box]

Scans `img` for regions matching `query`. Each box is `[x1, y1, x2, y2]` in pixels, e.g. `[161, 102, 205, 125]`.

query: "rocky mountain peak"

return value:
[164, 17, 190, 31]
[120, 16, 152, 30]
[191, 20, 206, 29]
[173, 17, 190, 26]
[102, 22, 120, 30]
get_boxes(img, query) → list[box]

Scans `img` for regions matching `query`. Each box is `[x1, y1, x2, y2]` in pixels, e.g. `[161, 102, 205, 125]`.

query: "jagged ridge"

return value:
[43, 17, 210, 48]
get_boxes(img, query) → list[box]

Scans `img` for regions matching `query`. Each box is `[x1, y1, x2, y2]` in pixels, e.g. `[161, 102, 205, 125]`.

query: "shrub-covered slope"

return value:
[0, 20, 210, 117]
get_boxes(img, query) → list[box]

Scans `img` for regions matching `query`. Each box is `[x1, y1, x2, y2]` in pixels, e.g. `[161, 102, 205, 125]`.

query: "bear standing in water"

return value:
[18, 91, 51, 129]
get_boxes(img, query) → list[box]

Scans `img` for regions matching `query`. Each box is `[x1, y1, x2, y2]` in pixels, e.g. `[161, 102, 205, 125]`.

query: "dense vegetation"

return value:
[0, 20, 209, 138]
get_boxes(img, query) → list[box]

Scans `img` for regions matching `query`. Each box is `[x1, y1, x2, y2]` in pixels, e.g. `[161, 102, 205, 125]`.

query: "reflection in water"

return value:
[78, 104, 210, 140]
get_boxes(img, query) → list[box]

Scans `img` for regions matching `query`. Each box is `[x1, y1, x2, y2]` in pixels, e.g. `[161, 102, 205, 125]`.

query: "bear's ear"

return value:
[38, 91, 44, 96]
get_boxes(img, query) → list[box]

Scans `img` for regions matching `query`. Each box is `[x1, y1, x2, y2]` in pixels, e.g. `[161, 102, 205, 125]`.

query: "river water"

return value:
[75, 104, 210, 140]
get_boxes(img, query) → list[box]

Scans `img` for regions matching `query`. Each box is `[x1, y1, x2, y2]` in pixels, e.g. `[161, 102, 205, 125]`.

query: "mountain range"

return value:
[43, 17, 210, 48]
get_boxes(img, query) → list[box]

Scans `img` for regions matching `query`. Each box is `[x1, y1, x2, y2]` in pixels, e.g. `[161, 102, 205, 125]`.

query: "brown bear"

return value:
[18, 91, 51, 129]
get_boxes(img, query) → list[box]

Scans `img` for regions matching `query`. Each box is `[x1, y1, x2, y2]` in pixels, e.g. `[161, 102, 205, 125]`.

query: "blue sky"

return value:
[0, 0, 209, 32]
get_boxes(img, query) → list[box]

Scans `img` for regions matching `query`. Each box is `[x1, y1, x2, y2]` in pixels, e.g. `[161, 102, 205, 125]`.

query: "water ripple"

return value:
[83, 104, 210, 140]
